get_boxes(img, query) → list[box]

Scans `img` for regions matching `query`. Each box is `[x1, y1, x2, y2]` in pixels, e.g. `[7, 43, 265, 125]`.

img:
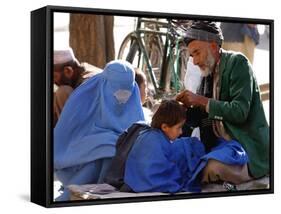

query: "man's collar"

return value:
[218, 48, 227, 73]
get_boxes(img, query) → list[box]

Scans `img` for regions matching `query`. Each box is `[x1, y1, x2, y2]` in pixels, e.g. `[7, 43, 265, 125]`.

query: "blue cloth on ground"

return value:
[124, 129, 205, 193]
[188, 138, 249, 188]
[54, 60, 145, 200]
[55, 158, 112, 201]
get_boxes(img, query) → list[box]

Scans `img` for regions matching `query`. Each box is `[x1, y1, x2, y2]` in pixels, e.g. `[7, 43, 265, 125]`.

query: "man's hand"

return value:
[176, 90, 209, 109]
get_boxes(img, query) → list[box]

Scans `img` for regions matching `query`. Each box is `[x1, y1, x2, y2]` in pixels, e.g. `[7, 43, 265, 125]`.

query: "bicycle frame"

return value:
[118, 17, 186, 97]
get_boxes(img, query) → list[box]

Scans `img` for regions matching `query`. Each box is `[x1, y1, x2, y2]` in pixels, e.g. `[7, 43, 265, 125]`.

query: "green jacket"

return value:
[208, 49, 269, 178]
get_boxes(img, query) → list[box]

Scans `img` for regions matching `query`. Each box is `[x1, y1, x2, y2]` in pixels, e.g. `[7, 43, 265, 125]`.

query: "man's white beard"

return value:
[200, 67, 211, 77]
[200, 49, 215, 77]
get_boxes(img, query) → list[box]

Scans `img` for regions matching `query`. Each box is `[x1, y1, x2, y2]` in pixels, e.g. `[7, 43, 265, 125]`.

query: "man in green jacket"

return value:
[177, 21, 269, 184]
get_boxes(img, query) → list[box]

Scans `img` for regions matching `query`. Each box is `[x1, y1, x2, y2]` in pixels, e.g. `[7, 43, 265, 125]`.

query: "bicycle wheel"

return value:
[160, 41, 186, 96]
[118, 32, 141, 66]
[118, 32, 163, 96]
[144, 34, 163, 83]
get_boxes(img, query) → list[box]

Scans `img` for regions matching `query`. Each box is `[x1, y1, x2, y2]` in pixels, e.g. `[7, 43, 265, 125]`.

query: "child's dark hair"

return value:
[151, 100, 186, 129]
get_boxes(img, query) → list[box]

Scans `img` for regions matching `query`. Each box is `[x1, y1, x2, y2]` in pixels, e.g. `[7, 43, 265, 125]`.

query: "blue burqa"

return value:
[188, 138, 249, 188]
[54, 60, 144, 200]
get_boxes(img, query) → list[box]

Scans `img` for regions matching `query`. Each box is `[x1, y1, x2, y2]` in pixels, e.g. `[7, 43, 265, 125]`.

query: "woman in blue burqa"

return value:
[54, 60, 145, 201]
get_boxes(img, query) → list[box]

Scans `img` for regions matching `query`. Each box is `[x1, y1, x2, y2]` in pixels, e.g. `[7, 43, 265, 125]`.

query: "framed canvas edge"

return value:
[31, 5, 274, 208]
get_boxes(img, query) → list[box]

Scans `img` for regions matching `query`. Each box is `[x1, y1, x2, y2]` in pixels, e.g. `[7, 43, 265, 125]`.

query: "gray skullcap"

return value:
[184, 21, 224, 46]
[54, 48, 77, 65]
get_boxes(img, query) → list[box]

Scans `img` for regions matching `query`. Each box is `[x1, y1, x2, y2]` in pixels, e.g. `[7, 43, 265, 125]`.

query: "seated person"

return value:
[177, 21, 263, 185]
[54, 60, 145, 201]
[134, 68, 153, 123]
[53, 48, 102, 126]
[123, 99, 250, 193]
[124, 100, 205, 193]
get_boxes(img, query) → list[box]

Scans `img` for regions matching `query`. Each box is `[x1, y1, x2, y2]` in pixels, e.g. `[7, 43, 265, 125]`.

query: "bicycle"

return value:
[118, 17, 191, 99]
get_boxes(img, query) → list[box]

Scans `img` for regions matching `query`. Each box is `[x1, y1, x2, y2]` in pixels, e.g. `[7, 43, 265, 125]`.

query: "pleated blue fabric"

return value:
[54, 60, 144, 201]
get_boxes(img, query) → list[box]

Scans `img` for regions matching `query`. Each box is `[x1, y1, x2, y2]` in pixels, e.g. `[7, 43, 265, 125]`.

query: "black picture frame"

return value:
[31, 5, 274, 208]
